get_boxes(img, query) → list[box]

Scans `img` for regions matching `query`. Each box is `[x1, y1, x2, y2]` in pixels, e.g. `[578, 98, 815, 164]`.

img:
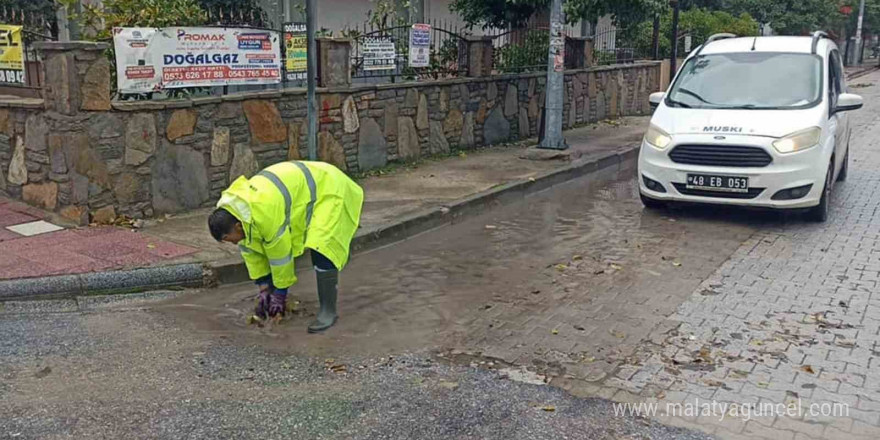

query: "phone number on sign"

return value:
[162, 66, 279, 81]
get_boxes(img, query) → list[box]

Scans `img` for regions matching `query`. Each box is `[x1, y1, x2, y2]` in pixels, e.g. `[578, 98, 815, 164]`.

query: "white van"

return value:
[638, 32, 863, 222]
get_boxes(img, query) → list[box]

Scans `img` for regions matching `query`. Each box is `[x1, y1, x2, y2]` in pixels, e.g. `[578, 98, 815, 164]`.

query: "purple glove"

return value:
[268, 290, 287, 317]
[254, 284, 272, 320]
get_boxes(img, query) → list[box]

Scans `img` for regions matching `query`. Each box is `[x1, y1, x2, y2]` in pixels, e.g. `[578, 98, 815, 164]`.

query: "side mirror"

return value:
[836, 93, 863, 113]
[649, 92, 666, 107]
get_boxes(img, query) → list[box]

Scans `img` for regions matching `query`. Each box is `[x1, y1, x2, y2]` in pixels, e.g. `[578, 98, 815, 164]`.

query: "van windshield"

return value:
[666, 52, 823, 110]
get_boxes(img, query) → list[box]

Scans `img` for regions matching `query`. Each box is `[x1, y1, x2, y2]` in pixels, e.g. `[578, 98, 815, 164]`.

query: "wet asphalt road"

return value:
[0, 301, 710, 440]
[0, 165, 726, 440]
[7, 73, 880, 439]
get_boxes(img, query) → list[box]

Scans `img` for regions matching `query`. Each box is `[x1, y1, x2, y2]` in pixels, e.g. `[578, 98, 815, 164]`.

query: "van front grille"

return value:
[669, 144, 773, 167]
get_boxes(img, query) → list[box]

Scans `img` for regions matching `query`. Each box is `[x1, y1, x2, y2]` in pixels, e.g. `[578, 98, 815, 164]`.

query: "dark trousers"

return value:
[255, 249, 336, 291]
[310, 249, 335, 271]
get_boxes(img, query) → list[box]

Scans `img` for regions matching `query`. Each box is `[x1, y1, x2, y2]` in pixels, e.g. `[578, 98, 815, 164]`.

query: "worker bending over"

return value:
[209, 161, 363, 333]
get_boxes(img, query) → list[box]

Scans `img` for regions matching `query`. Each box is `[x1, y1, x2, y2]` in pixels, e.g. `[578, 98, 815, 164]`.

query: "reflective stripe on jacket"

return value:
[217, 161, 364, 289]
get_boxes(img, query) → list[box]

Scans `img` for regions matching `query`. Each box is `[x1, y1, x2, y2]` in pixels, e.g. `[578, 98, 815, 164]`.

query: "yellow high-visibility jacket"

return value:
[217, 161, 364, 289]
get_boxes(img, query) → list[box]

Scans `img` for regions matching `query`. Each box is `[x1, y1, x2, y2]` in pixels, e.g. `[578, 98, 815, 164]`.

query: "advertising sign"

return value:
[409, 24, 431, 68]
[113, 27, 282, 93]
[284, 22, 307, 81]
[361, 36, 396, 71]
[0, 25, 24, 84]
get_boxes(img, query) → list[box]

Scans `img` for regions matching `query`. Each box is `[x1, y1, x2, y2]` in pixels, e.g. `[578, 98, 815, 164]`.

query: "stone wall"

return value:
[0, 40, 660, 223]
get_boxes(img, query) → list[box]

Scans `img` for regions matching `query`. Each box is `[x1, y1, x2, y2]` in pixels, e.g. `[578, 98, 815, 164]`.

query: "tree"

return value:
[627, 8, 758, 58]
[75, 0, 206, 39]
[450, 0, 667, 30]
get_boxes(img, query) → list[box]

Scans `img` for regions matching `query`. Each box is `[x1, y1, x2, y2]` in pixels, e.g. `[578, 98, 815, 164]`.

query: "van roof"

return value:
[692, 36, 836, 57]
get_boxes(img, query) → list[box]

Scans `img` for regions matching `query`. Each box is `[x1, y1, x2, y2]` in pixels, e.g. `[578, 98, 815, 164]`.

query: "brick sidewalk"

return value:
[0, 199, 196, 280]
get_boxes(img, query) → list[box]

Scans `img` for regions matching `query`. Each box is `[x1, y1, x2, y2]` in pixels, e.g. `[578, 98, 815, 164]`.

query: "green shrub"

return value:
[495, 30, 548, 73]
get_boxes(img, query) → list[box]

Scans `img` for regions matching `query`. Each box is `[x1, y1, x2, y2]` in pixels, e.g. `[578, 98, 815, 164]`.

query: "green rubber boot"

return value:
[308, 268, 339, 333]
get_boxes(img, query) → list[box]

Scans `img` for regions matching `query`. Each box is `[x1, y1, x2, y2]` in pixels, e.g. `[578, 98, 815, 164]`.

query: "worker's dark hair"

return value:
[208, 208, 240, 242]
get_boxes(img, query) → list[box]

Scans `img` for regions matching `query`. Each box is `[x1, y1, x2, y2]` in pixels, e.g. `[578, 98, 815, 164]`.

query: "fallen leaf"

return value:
[146, 244, 156, 249]
[485, 225, 498, 230]
[572, 255, 583, 261]
[555, 264, 567, 271]
[704, 379, 724, 387]
[730, 370, 749, 379]
[584, 357, 596, 363]
[800, 365, 816, 374]
[34, 367, 51, 379]
[672, 262, 682, 267]
[329, 364, 347, 373]
[246, 315, 264, 327]
[551, 329, 559, 335]
[609, 263, 622, 271]
[437, 381, 459, 390]
[757, 382, 769, 388]
[609, 329, 626, 339]
[540, 405, 556, 412]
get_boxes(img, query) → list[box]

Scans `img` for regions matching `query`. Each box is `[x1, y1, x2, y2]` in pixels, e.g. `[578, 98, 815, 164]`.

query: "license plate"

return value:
[686, 174, 749, 193]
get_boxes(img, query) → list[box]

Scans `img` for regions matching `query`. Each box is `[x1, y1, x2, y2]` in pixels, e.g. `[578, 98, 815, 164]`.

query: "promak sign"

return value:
[113, 27, 281, 94]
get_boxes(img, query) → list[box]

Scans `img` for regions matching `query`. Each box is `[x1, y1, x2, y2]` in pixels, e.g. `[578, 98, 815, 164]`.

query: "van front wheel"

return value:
[807, 162, 833, 223]
[837, 149, 848, 182]
[640, 192, 665, 210]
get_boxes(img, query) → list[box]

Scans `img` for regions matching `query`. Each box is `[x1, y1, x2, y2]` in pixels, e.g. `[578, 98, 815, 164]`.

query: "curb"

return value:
[2, 143, 640, 300]
[847, 65, 880, 80]
[0, 264, 206, 300]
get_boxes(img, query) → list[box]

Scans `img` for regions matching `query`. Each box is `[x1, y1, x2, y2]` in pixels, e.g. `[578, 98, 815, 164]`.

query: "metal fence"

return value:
[487, 27, 554, 73]
[593, 26, 649, 66]
[349, 19, 469, 84]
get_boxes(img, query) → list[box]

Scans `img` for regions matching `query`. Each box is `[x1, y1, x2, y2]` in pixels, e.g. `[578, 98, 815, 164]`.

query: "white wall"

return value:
[316, 0, 375, 33]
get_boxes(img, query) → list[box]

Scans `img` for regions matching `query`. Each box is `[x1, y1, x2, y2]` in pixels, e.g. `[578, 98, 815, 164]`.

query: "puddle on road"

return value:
[157, 164, 763, 362]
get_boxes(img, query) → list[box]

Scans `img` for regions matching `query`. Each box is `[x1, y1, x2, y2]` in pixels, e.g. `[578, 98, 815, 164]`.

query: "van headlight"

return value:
[772, 127, 821, 154]
[644, 124, 672, 150]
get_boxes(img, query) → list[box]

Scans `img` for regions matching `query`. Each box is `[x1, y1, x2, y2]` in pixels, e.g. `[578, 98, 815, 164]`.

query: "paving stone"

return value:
[6, 220, 63, 236]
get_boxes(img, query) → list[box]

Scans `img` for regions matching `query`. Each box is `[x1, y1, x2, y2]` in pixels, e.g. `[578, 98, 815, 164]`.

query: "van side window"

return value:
[828, 50, 841, 111]
[833, 51, 846, 92]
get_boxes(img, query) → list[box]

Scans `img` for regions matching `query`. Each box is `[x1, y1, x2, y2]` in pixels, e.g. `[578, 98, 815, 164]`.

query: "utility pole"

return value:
[651, 14, 661, 60]
[669, 0, 681, 79]
[410, 0, 425, 23]
[856, 0, 867, 65]
[54, 0, 71, 42]
[306, 0, 317, 160]
[539, 0, 567, 150]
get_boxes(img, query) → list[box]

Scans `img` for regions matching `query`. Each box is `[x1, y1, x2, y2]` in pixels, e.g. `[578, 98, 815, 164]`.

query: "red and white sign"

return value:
[113, 27, 282, 94]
